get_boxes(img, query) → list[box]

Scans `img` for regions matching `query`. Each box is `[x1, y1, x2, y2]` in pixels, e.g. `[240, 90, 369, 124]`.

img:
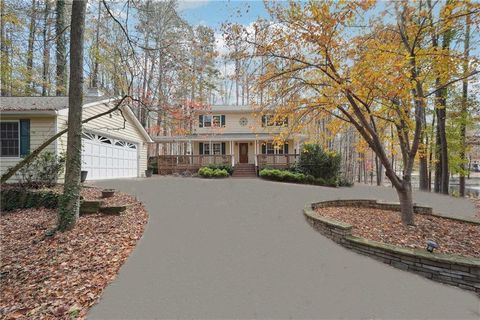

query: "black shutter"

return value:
[261, 143, 266, 154]
[20, 119, 30, 157]
[221, 142, 226, 155]
[199, 115, 203, 128]
[284, 143, 289, 154]
[261, 115, 266, 127]
[199, 142, 203, 155]
[221, 115, 226, 127]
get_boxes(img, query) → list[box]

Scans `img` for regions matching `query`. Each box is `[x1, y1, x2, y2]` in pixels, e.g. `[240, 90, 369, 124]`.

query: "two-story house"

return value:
[152, 105, 305, 175]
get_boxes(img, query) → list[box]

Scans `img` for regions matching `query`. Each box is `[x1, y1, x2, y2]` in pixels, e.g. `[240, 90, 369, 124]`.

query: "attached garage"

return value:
[81, 132, 139, 180]
[0, 95, 153, 182]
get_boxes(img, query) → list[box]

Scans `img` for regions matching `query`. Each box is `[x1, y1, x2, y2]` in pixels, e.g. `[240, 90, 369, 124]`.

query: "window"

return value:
[262, 115, 288, 127]
[212, 143, 221, 155]
[200, 142, 225, 155]
[266, 142, 275, 154]
[0, 121, 19, 157]
[203, 143, 210, 155]
[199, 114, 225, 128]
[213, 116, 221, 127]
[262, 142, 289, 155]
[203, 115, 212, 127]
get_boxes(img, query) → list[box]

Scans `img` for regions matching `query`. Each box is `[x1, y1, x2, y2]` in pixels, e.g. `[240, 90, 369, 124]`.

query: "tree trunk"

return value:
[375, 155, 383, 186]
[58, 0, 87, 232]
[459, 13, 470, 197]
[419, 107, 429, 190]
[436, 87, 449, 194]
[91, 0, 101, 88]
[25, 0, 37, 95]
[42, 0, 51, 96]
[396, 180, 414, 225]
[55, 0, 67, 95]
[0, 0, 8, 96]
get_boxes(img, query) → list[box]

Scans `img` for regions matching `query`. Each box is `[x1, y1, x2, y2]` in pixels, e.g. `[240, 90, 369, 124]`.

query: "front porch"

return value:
[149, 133, 300, 175]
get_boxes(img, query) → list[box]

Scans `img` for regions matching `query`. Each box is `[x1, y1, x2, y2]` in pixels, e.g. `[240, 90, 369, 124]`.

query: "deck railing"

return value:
[154, 154, 299, 174]
[256, 154, 299, 169]
[157, 155, 232, 174]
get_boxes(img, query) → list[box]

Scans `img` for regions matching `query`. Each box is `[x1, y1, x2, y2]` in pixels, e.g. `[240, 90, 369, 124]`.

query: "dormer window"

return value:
[199, 115, 226, 128]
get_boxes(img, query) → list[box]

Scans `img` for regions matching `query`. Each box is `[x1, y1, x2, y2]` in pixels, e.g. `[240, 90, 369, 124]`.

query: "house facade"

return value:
[0, 95, 152, 182]
[151, 105, 305, 174]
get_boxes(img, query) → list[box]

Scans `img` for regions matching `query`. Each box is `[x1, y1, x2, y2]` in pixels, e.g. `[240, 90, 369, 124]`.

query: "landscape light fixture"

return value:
[426, 240, 438, 253]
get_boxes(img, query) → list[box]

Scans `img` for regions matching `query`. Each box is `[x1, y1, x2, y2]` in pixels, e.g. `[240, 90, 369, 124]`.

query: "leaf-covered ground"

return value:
[473, 197, 480, 220]
[0, 189, 148, 319]
[315, 206, 480, 258]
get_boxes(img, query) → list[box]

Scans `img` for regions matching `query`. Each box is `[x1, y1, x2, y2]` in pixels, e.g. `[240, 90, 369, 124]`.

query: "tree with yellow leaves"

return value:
[227, 0, 479, 225]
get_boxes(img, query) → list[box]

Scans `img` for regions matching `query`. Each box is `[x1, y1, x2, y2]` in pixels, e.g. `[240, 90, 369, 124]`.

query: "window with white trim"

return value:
[262, 142, 289, 155]
[0, 121, 19, 157]
[266, 142, 275, 154]
[203, 143, 210, 155]
[203, 115, 212, 127]
[261, 115, 288, 127]
[199, 114, 225, 128]
[212, 143, 221, 155]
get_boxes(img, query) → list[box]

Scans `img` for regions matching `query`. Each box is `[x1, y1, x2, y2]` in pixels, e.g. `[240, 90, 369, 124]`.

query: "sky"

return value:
[178, 0, 269, 32]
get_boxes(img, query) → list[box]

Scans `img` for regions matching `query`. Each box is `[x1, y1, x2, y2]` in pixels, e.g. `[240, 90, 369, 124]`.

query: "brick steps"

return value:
[232, 164, 257, 178]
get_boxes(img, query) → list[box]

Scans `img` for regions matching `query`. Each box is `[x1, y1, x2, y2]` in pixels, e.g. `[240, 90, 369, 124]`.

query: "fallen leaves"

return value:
[315, 206, 480, 258]
[0, 188, 148, 319]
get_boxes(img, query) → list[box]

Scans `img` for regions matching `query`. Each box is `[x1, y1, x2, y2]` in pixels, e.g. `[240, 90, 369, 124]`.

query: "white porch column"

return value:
[230, 140, 234, 166]
[254, 140, 258, 166]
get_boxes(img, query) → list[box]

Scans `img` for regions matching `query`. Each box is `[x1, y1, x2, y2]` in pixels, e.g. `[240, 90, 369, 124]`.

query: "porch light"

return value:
[426, 240, 438, 253]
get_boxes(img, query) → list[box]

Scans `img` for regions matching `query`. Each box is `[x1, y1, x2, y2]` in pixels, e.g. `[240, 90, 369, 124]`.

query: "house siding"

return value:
[0, 115, 57, 182]
[196, 112, 285, 135]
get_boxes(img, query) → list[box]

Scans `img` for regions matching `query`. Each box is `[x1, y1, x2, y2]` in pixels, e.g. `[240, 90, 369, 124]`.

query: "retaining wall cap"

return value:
[309, 200, 480, 226]
[345, 235, 480, 267]
[303, 207, 352, 230]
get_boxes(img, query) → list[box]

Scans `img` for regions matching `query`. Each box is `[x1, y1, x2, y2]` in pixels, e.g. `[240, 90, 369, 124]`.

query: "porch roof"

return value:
[151, 133, 301, 143]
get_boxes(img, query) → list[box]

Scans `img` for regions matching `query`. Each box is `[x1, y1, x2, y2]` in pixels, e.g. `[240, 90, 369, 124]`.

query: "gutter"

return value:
[0, 110, 58, 116]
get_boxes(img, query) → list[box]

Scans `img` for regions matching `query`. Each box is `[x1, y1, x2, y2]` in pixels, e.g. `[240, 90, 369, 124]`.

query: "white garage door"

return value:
[81, 132, 138, 180]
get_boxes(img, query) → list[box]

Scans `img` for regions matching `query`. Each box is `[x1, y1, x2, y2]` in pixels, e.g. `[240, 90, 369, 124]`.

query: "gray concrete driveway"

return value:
[89, 177, 479, 319]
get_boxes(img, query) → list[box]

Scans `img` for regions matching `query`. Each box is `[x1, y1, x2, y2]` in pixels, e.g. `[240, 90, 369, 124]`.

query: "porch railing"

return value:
[157, 155, 232, 174]
[256, 154, 299, 169]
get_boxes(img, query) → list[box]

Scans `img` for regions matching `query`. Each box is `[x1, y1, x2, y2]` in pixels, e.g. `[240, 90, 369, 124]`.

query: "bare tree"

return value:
[459, 13, 471, 197]
[25, 0, 37, 95]
[55, 0, 67, 95]
[42, 0, 52, 96]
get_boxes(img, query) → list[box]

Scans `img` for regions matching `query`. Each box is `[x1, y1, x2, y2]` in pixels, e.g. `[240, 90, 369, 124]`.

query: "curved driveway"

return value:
[90, 177, 479, 319]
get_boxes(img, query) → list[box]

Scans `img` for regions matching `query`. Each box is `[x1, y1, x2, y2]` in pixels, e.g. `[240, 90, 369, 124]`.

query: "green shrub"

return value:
[0, 188, 60, 212]
[259, 168, 338, 187]
[207, 163, 233, 175]
[338, 177, 354, 187]
[198, 167, 229, 178]
[297, 144, 341, 180]
[16, 151, 65, 188]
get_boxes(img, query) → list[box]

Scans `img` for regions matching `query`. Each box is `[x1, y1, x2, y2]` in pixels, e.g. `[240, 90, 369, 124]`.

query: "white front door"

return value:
[81, 132, 138, 180]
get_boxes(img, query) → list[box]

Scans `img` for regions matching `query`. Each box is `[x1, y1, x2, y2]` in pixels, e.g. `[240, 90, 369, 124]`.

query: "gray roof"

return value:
[151, 133, 305, 142]
[198, 105, 256, 113]
[0, 96, 113, 111]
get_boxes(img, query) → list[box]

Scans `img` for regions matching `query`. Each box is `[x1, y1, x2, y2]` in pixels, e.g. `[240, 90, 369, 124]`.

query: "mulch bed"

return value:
[315, 206, 480, 258]
[0, 188, 148, 319]
[472, 197, 480, 220]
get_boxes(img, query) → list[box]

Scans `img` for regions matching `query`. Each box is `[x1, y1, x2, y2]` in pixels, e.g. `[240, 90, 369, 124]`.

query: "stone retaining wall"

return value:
[304, 200, 480, 294]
